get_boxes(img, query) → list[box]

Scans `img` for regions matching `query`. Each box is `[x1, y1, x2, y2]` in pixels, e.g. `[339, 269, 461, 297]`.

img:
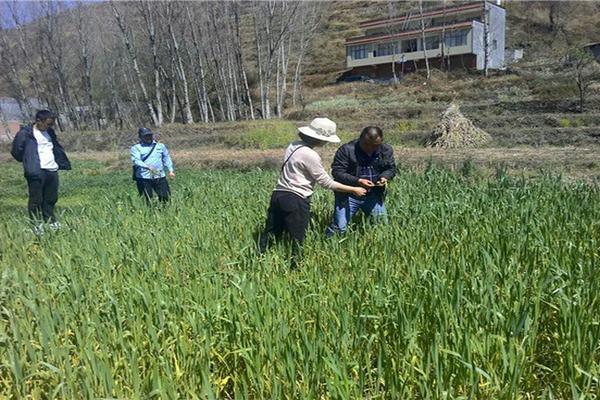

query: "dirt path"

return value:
[2, 146, 599, 179]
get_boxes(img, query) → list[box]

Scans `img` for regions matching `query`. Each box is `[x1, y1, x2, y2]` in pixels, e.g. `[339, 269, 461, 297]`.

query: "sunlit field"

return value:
[1, 161, 598, 398]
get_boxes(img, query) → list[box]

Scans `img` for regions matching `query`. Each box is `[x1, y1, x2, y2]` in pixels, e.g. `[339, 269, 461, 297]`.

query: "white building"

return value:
[343, 1, 506, 79]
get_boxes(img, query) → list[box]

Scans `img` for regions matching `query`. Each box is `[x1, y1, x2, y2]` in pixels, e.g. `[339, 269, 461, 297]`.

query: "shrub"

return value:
[559, 118, 571, 128]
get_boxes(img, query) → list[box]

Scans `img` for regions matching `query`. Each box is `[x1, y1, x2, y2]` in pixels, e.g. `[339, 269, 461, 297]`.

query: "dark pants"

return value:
[258, 191, 311, 267]
[26, 170, 59, 222]
[136, 177, 171, 204]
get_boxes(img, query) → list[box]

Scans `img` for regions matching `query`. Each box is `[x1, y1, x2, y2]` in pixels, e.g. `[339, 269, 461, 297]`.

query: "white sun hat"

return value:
[298, 117, 341, 143]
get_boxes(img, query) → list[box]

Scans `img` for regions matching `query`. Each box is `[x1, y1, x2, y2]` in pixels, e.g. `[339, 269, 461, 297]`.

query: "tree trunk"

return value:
[139, 0, 164, 126]
[110, 0, 159, 126]
[185, 5, 210, 123]
[419, 0, 430, 81]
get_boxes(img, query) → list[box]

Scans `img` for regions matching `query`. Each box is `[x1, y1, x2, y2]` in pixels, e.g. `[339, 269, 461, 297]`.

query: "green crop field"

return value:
[0, 161, 599, 399]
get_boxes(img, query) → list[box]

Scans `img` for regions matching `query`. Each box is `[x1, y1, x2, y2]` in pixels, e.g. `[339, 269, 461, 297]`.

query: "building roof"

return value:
[359, 1, 491, 30]
[346, 21, 473, 46]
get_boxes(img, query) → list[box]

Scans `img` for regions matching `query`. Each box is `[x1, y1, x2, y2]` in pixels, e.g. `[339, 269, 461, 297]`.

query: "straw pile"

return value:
[424, 103, 490, 149]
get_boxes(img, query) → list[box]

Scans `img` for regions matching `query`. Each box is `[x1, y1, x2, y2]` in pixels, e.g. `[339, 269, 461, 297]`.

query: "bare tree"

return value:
[0, 19, 33, 119]
[568, 48, 600, 112]
[483, 0, 490, 77]
[75, 1, 98, 129]
[39, 1, 79, 130]
[253, 0, 300, 119]
[185, 4, 211, 123]
[162, 2, 193, 124]
[110, 0, 159, 126]
[231, 1, 255, 120]
[292, 2, 324, 106]
[419, 0, 431, 81]
[138, 0, 164, 126]
[0, 102, 13, 140]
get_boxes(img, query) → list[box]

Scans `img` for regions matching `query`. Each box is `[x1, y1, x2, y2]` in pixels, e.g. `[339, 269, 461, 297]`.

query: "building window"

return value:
[425, 35, 440, 50]
[492, 39, 498, 50]
[402, 38, 418, 53]
[444, 29, 468, 47]
[375, 42, 398, 57]
[349, 45, 368, 60]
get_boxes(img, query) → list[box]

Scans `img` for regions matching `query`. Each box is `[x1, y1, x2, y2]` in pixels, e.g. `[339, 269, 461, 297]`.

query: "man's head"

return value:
[138, 127, 154, 144]
[34, 110, 57, 131]
[358, 126, 383, 155]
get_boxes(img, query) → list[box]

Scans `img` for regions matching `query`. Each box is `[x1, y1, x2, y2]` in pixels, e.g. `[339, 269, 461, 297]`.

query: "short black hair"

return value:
[359, 126, 383, 141]
[35, 109, 57, 121]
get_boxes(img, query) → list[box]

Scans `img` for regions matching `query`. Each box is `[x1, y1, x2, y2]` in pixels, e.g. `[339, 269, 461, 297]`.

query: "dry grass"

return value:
[3, 145, 598, 181]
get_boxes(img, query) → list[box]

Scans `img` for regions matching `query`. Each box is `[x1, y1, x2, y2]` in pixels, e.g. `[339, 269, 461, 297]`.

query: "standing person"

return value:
[131, 127, 175, 204]
[10, 110, 71, 233]
[325, 126, 396, 236]
[258, 117, 367, 269]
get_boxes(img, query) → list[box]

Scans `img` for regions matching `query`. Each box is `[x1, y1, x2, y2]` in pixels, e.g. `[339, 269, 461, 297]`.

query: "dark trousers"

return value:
[258, 190, 311, 266]
[26, 170, 59, 222]
[136, 177, 171, 204]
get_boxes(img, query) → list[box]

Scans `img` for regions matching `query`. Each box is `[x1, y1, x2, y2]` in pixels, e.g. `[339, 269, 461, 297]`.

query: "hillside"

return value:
[1, 1, 600, 180]
[303, 0, 600, 85]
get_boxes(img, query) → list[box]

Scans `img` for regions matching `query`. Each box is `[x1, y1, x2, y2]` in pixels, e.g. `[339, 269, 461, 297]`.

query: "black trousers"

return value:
[258, 191, 311, 265]
[26, 170, 59, 222]
[136, 177, 171, 204]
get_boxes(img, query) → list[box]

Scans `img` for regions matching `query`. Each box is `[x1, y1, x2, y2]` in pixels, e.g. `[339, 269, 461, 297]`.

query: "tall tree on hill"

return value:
[163, 1, 193, 124]
[40, 1, 78, 130]
[291, 2, 325, 107]
[419, 0, 431, 81]
[483, 0, 490, 77]
[110, 0, 159, 126]
[185, 3, 211, 123]
[138, 0, 164, 126]
[253, 0, 299, 119]
[567, 47, 600, 113]
[75, 1, 98, 129]
[385, 0, 401, 85]
[0, 20, 33, 119]
[5, 1, 44, 117]
[231, 1, 255, 120]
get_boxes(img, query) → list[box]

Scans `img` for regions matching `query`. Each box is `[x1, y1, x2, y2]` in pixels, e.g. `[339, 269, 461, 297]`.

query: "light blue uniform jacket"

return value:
[131, 141, 174, 179]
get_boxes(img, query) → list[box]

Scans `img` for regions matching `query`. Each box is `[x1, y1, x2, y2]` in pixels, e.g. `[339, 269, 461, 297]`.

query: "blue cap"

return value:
[138, 127, 154, 138]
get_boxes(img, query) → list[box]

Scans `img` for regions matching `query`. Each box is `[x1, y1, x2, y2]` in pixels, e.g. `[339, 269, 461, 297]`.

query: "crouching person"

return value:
[131, 127, 175, 204]
[10, 110, 71, 234]
[258, 118, 367, 269]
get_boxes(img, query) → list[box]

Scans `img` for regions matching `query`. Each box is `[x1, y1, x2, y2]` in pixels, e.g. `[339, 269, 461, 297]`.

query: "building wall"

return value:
[464, 4, 506, 71]
[488, 3, 506, 69]
[472, 21, 485, 70]
[346, 54, 477, 80]
[347, 24, 475, 68]
[345, 1, 506, 73]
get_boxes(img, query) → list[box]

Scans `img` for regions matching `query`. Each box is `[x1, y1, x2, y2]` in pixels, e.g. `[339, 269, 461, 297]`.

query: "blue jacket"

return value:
[11, 125, 71, 178]
[130, 141, 174, 179]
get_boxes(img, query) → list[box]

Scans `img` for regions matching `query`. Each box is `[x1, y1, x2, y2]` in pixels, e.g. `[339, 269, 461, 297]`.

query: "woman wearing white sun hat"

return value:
[258, 117, 367, 268]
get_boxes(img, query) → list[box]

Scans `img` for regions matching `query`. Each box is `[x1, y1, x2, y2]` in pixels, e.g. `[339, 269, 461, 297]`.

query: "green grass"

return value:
[0, 161, 599, 398]
[222, 120, 299, 149]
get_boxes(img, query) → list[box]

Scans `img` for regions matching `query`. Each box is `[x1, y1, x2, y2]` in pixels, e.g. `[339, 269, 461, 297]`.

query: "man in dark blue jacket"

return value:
[325, 126, 396, 236]
[11, 110, 71, 231]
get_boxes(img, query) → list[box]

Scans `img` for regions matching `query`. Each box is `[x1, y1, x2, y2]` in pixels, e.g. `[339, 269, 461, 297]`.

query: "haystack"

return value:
[424, 103, 490, 149]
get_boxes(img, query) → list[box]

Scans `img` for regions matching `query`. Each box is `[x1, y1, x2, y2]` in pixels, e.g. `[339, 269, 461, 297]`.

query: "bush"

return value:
[559, 118, 571, 128]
